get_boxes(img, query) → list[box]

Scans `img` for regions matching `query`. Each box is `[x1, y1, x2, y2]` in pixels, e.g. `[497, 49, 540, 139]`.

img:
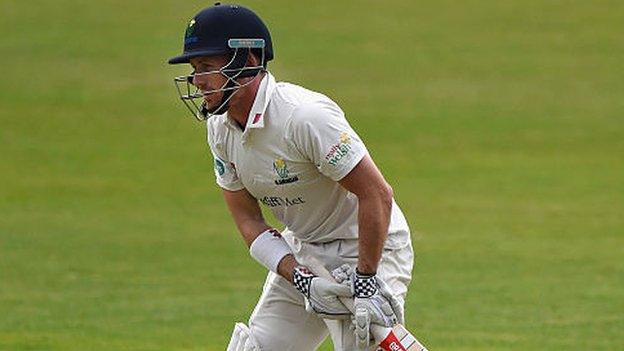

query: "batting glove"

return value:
[292, 265, 353, 319]
[351, 269, 404, 349]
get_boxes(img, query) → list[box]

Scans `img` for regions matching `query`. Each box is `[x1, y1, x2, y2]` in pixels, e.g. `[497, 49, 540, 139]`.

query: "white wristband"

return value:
[249, 229, 293, 273]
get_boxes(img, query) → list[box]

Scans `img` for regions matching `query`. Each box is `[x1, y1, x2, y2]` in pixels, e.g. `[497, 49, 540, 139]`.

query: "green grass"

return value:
[1, 0, 623, 350]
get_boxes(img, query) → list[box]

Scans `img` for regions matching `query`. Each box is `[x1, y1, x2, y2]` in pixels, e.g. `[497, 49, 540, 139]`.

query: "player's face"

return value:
[189, 55, 230, 110]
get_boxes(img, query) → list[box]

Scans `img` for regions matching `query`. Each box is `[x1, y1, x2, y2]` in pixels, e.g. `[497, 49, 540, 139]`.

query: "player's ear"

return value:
[247, 50, 261, 67]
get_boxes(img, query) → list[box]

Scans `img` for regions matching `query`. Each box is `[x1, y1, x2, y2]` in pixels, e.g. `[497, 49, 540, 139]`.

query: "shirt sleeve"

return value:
[287, 100, 368, 181]
[207, 120, 245, 191]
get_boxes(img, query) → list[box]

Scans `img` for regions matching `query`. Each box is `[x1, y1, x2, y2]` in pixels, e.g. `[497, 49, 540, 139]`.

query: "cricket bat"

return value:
[303, 256, 429, 351]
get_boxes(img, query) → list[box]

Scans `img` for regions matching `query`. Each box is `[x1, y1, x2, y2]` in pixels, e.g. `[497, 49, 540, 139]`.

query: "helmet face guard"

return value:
[172, 39, 266, 121]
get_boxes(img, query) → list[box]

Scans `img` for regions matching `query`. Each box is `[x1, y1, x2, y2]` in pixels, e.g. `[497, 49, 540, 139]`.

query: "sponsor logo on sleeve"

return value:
[325, 132, 353, 166]
[273, 158, 299, 185]
[214, 158, 225, 176]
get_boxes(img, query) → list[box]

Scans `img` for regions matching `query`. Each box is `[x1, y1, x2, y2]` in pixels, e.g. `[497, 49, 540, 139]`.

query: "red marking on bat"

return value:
[252, 113, 262, 124]
[379, 331, 407, 351]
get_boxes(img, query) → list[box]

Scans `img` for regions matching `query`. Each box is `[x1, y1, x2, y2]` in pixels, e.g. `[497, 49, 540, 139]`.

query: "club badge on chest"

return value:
[273, 157, 299, 185]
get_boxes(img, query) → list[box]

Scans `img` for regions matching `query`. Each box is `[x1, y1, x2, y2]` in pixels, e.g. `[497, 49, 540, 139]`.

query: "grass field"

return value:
[1, 1, 623, 350]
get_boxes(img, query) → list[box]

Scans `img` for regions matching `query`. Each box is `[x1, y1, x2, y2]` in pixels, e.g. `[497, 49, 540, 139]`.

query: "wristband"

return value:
[352, 270, 379, 298]
[292, 265, 315, 297]
[249, 228, 292, 273]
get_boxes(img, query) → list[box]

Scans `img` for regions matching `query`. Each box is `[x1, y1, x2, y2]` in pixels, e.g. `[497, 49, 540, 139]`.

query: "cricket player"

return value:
[168, 4, 414, 350]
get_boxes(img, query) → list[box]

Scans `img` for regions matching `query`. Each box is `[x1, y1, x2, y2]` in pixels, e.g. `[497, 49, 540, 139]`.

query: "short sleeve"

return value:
[287, 100, 368, 181]
[207, 119, 245, 191]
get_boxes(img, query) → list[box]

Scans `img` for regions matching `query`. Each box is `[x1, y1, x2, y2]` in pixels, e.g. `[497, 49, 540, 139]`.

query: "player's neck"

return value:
[227, 72, 266, 131]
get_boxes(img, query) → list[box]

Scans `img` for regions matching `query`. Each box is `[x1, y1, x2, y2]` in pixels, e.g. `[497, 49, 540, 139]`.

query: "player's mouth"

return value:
[202, 91, 215, 103]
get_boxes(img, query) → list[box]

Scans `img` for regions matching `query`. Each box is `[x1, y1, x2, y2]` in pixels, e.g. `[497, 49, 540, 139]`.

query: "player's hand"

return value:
[351, 269, 404, 349]
[333, 264, 404, 322]
[292, 265, 353, 319]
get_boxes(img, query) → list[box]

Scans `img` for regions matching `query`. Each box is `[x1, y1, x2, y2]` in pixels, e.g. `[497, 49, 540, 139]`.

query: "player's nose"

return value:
[191, 73, 206, 90]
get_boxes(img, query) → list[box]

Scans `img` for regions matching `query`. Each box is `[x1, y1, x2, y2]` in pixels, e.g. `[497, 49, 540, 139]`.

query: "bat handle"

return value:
[299, 254, 429, 351]
[371, 325, 394, 345]
[300, 255, 394, 346]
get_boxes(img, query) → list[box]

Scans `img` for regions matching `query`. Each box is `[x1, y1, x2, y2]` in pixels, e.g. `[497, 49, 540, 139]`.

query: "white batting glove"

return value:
[292, 265, 353, 319]
[332, 264, 405, 323]
[351, 269, 404, 349]
[353, 271, 404, 324]
[331, 264, 353, 285]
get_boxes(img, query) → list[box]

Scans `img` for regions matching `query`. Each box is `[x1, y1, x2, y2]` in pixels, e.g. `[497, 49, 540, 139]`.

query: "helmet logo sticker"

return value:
[185, 19, 196, 37]
[228, 38, 265, 49]
[184, 19, 198, 44]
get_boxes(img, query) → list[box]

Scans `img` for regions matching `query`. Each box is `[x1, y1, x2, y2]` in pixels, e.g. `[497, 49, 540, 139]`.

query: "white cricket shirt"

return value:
[207, 73, 410, 247]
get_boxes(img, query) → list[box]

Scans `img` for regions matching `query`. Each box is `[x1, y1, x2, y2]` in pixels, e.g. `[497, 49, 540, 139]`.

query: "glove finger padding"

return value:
[306, 278, 352, 319]
[354, 306, 371, 351]
[360, 294, 397, 326]
[331, 264, 353, 285]
[376, 278, 405, 325]
[318, 278, 353, 296]
[294, 265, 352, 319]
[351, 271, 400, 328]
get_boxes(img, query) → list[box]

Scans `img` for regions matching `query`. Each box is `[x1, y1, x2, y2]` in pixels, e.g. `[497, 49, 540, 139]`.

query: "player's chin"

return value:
[202, 92, 222, 107]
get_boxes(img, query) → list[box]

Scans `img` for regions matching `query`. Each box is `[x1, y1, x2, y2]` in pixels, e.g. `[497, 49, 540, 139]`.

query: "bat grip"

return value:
[301, 255, 393, 345]
[300, 254, 429, 351]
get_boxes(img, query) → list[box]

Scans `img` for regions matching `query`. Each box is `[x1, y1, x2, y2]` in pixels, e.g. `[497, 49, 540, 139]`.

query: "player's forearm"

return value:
[235, 217, 272, 247]
[356, 185, 393, 274]
[276, 254, 299, 283]
[222, 189, 272, 247]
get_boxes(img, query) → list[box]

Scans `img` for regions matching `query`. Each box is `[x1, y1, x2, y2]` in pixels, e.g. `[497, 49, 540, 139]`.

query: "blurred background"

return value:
[1, 1, 622, 350]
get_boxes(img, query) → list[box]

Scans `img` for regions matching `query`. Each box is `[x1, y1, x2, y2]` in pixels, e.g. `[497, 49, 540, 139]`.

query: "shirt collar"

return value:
[244, 72, 276, 129]
[221, 72, 276, 132]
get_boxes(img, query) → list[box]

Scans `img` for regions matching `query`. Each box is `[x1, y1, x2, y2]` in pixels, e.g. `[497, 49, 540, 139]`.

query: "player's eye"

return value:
[196, 63, 217, 73]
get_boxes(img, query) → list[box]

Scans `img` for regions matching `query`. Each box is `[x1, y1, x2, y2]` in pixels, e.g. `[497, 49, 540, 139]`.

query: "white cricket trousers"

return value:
[247, 233, 414, 351]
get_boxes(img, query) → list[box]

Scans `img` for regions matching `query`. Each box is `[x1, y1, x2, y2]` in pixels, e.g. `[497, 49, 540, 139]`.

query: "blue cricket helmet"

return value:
[168, 3, 274, 65]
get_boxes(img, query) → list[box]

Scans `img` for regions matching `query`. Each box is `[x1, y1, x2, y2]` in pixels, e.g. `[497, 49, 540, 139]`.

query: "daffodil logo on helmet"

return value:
[185, 19, 196, 38]
[184, 19, 199, 45]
